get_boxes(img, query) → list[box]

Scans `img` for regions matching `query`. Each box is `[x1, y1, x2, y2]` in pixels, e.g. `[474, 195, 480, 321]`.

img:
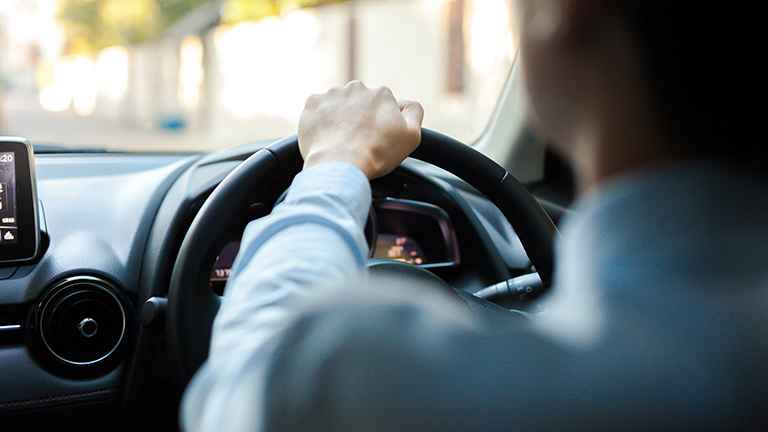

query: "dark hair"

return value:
[619, 1, 765, 162]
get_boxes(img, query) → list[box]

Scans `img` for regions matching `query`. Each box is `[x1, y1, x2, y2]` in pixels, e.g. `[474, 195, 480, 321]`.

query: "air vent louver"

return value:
[30, 276, 130, 375]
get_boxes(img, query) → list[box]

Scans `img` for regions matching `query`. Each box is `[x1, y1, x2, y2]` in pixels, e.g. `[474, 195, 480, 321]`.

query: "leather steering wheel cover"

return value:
[167, 135, 304, 385]
[411, 129, 557, 288]
[167, 129, 557, 385]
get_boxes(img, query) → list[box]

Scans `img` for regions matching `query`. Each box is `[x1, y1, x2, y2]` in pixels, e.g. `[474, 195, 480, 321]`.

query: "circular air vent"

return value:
[30, 276, 131, 375]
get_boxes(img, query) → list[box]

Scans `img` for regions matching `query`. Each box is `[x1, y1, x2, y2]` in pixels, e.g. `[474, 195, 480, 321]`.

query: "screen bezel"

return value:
[0, 138, 40, 264]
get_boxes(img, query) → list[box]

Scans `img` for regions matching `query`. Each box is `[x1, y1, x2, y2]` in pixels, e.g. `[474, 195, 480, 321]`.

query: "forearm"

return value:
[181, 162, 371, 432]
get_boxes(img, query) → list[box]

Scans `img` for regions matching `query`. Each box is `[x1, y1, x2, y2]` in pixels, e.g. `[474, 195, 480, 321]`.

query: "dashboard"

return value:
[0, 139, 539, 431]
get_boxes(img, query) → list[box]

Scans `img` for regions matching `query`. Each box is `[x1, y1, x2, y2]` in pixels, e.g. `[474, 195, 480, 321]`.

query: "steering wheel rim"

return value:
[167, 129, 558, 386]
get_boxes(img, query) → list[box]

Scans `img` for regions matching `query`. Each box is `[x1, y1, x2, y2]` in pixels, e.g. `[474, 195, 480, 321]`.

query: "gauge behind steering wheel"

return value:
[167, 129, 557, 385]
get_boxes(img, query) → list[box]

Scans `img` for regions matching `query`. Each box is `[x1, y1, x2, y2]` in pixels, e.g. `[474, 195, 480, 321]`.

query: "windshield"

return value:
[0, 0, 515, 152]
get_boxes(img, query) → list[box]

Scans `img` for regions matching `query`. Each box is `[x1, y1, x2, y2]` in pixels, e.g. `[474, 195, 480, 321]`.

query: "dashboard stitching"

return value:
[0, 387, 121, 409]
[0, 397, 120, 416]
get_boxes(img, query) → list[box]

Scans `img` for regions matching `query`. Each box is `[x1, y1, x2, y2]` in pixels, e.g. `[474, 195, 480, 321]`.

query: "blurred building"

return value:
[1, 0, 515, 151]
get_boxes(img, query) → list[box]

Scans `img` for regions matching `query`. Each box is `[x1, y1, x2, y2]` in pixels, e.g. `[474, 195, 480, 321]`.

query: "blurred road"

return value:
[0, 90, 251, 153]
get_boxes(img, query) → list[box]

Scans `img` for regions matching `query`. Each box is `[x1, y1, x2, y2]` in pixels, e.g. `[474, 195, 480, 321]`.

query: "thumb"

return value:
[398, 99, 425, 135]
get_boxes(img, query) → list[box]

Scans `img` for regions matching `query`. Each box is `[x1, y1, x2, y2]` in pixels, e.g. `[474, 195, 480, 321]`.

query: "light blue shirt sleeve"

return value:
[180, 162, 371, 432]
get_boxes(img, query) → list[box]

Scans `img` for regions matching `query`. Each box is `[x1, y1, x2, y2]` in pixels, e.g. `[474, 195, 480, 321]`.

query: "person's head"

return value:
[514, 0, 764, 191]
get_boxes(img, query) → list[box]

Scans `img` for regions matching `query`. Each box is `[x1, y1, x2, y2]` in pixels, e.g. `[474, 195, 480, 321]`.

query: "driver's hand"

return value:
[298, 80, 424, 180]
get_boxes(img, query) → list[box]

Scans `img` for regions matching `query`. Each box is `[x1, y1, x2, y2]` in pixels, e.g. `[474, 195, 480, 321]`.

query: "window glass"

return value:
[0, 0, 515, 151]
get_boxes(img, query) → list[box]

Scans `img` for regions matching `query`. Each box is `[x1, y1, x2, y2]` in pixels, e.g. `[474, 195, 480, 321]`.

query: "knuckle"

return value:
[374, 86, 393, 98]
[304, 93, 321, 107]
[327, 85, 344, 95]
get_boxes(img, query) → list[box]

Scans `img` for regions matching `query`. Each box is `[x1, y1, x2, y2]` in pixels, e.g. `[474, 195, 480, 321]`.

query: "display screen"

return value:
[0, 138, 39, 263]
[209, 239, 240, 294]
[211, 240, 240, 282]
[372, 234, 426, 265]
[0, 151, 18, 244]
[371, 199, 459, 268]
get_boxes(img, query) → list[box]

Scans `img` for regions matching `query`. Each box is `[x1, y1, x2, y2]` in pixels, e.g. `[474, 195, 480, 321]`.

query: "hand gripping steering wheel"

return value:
[167, 129, 557, 385]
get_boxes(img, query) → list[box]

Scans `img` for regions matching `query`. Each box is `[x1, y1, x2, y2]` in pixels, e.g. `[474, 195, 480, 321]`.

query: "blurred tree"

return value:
[221, 0, 349, 24]
[59, 0, 214, 54]
[58, 0, 349, 55]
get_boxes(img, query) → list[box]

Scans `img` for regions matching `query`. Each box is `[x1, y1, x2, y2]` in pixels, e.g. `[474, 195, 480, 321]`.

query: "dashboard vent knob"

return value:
[30, 276, 131, 375]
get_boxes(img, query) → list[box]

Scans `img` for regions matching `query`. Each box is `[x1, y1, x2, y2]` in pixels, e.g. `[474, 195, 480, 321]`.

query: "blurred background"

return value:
[0, 0, 515, 152]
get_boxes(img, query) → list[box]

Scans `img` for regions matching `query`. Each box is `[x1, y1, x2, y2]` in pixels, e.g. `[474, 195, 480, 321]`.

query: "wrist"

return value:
[303, 149, 375, 180]
[302, 157, 370, 180]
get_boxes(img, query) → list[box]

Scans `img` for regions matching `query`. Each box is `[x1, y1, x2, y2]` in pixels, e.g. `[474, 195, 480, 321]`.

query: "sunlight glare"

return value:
[39, 85, 71, 112]
[179, 35, 204, 109]
[469, 0, 514, 72]
[97, 46, 130, 100]
[217, 11, 319, 119]
[71, 56, 98, 116]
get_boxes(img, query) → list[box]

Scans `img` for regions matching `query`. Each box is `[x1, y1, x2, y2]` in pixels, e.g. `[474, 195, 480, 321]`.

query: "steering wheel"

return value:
[167, 129, 557, 385]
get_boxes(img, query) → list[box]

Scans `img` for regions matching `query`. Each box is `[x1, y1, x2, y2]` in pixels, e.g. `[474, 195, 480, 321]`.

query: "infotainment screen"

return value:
[0, 138, 40, 263]
[0, 151, 19, 243]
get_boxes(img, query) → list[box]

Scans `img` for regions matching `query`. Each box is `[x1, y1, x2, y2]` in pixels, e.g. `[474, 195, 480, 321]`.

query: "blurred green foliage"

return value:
[58, 0, 348, 55]
[221, 0, 348, 24]
[59, 0, 212, 54]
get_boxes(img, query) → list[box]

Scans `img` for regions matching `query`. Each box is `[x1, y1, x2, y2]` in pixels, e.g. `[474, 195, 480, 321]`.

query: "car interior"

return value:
[0, 1, 576, 430]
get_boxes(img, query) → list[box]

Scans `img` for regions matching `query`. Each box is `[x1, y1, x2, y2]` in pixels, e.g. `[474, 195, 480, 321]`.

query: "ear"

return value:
[563, 0, 607, 44]
[527, 0, 604, 46]
[525, 0, 563, 42]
